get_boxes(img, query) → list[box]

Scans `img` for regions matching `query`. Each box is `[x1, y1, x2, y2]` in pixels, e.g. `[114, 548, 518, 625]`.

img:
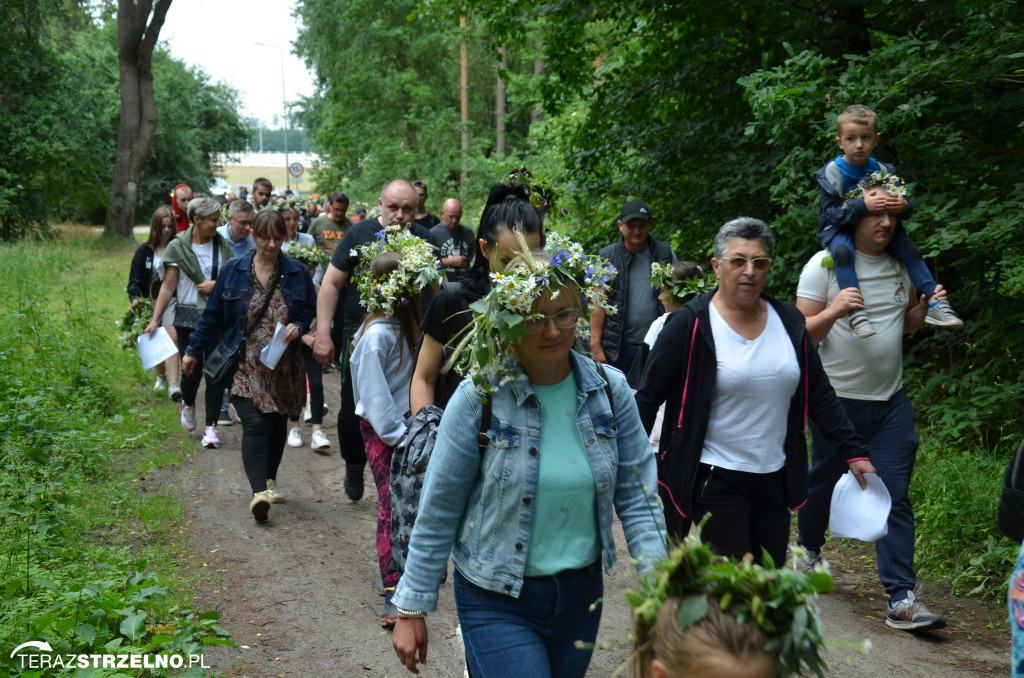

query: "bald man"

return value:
[428, 198, 475, 282]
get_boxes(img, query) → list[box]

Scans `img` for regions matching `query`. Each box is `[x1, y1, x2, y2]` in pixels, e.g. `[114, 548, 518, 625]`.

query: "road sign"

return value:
[288, 162, 304, 178]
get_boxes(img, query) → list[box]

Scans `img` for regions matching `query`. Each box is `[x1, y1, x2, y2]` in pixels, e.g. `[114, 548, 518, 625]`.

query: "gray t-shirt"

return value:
[623, 249, 660, 344]
[797, 249, 910, 401]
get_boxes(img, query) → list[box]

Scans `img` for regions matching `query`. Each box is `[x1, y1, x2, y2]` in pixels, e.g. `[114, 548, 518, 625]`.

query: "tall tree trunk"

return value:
[496, 45, 507, 155]
[459, 13, 469, 196]
[105, 0, 173, 239]
[531, 58, 543, 126]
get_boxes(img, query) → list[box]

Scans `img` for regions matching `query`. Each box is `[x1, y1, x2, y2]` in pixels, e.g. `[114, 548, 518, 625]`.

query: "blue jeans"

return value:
[1011, 541, 1024, 678]
[829, 229, 936, 300]
[453, 562, 603, 678]
[798, 387, 919, 600]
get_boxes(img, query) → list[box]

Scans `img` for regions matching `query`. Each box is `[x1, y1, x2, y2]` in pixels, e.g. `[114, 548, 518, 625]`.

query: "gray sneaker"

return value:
[885, 590, 946, 631]
[848, 310, 877, 339]
[797, 548, 821, 573]
[924, 299, 964, 329]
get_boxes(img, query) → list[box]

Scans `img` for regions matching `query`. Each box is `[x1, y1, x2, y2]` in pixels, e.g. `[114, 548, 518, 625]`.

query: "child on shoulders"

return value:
[816, 104, 963, 339]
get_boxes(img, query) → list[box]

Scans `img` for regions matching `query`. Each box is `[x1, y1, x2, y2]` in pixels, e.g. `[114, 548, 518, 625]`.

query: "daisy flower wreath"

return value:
[843, 166, 908, 205]
[352, 225, 442, 317]
[625, 523, 835, 678]
[286, 242, 329, 270]
[446, 230, 617, 396]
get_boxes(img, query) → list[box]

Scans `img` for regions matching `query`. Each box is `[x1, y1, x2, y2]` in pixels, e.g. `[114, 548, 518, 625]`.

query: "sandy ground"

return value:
[154, 379, 1014, 677]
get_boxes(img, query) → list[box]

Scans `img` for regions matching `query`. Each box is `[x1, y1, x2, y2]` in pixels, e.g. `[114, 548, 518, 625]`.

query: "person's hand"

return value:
[182, 354, 197, 377]
[831, 287, 866, 318]
[928, 283, 948, 305]
[143, 319, 158, 337]
[283, 323, 300, 343]
[197, 279, 216, 295]
[848, 458, 876, 490]
[863, 189, 889, 214]
[313, 334, 334, 366]
[592, 345, 607, 363]
[301, 333, 315, 348]
[392, 617, 428, 674]
[883, 193, 908, 214]
[453, 255, 467, 268]
[131, 298, 140, 310]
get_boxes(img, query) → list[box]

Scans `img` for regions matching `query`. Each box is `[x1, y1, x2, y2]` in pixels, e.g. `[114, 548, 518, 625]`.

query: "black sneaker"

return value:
[885, 591, 946, 631]
[344, 463, 365, 501]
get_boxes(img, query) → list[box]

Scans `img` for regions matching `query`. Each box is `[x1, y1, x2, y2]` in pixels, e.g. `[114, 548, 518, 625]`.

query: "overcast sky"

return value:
[159, 0, 316, 128]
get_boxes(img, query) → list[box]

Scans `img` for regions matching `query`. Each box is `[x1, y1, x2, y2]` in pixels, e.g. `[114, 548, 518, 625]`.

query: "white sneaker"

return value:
[310, 429, 330, 450]
[180, 405, 197, 433]
[201, 426, 219, 449]
[153, 375, 168, 392]
[287, 427, 303, 448]
[264, 479, 284, 503]
[303, 404, 329, 422]
[168, 381, 182, 402]
[250, 492, 271, 522]
[228, 402, 240, 423]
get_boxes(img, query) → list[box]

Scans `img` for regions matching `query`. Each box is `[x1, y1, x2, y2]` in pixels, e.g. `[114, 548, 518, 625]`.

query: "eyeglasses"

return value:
[235, 219, 254, 227]
[720, 256, 772, 272]
[524, 308, 580, 334]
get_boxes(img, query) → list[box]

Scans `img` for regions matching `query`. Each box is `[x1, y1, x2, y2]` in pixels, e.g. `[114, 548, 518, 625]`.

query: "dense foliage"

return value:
[0, 2, 247, 234]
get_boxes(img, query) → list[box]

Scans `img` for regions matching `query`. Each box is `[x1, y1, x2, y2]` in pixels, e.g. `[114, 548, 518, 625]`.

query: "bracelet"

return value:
[396, 606, 428, 618]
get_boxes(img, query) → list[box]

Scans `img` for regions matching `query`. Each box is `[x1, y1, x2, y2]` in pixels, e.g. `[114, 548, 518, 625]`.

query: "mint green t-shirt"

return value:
[524, 372, 601, 576]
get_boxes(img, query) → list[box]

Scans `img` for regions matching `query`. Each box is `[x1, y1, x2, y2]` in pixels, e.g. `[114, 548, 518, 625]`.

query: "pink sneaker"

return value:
[180, 405, 197, 433]
[201, 426, 219, 449]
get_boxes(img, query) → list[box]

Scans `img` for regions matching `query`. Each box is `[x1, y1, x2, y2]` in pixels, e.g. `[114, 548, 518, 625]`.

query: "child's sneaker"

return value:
[153, 375, 168, 392]
[925, 299, 963, 329]
[848, 309, 876, 339]
[201, 426, 219, 449]
[885, 590, 946, 631]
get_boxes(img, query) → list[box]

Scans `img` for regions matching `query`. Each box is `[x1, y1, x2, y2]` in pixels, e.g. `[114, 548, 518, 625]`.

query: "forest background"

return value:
[1, 0, 1023, 616]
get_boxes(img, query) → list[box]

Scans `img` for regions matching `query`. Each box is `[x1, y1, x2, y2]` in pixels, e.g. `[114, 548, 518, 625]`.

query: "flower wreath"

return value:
[843, 167, 908, 205]
[626, 526, 834, 678]
[351, 224, 442, 317]
[447, 230, 616, 395]
[270, 195, 303, 214]
[649, 261, 710, 305]
[286, 242, 329, 270]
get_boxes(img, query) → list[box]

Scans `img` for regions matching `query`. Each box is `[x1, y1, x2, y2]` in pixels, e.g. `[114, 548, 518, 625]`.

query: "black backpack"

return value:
[998, 437, 1024, 544]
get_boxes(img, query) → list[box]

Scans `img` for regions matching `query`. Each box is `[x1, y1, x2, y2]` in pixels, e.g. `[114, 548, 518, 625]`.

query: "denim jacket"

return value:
[392, 351, 667, 613]
[185, 250, 316, 358]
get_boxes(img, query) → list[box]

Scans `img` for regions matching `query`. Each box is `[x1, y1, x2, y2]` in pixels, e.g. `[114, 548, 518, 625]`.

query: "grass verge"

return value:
[0, 230, 231, 677]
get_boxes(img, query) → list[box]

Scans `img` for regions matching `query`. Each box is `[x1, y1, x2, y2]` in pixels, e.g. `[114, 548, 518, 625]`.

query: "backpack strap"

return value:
[594, 361, 616, 424]
[477, 397, 492, 451]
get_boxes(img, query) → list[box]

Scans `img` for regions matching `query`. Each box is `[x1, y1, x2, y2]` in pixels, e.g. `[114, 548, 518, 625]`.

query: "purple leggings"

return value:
[360, 420, 400, 589]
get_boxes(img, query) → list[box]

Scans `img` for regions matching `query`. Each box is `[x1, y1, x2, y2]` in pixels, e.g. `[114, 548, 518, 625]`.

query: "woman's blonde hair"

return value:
[632, 595, 775, 678]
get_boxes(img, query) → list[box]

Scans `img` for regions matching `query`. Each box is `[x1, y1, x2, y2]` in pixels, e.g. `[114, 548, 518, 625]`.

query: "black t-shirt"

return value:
[418, 274, 490, 408]
[428, 222, 476, 281]
[413, 212, 440, 230]
[331, 218, 437, 339]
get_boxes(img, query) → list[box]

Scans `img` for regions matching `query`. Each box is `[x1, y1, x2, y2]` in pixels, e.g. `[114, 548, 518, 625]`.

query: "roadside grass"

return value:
[0, 230, 230, 676]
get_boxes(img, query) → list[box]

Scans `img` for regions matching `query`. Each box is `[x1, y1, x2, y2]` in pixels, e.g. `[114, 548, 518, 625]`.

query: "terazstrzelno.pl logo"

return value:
[10, 640, 209, 670]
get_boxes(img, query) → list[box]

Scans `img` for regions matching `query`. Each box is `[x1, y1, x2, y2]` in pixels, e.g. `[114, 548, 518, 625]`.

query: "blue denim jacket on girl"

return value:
[185, 249, 316, 359]
[393, 351, 667, 613]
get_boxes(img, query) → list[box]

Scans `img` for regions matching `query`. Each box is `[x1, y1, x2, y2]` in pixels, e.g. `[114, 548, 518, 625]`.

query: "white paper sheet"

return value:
[829, 471, 892, 542]
[259, 322, 289, 370]
[137, 327, 179, 370]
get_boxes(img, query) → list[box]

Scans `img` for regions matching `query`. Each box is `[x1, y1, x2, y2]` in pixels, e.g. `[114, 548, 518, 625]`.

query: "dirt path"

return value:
[157, 381, 1013, 677]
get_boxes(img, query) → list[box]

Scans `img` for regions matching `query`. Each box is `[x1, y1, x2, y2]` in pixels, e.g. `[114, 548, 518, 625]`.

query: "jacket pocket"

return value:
[482, 428, 519, 481]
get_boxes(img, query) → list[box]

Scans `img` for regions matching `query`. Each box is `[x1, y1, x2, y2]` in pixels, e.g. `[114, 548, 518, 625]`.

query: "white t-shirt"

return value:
[700, 303, 800, 473]
[797, 249, 910, 401]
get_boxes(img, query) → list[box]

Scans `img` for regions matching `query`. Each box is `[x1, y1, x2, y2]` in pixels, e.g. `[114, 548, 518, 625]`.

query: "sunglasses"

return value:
[719, 256, 772, 272]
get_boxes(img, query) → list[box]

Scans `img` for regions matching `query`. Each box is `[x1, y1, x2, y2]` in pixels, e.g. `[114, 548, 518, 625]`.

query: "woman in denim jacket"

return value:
[183, 210, 316, 522]
[392, 245, 667, 678]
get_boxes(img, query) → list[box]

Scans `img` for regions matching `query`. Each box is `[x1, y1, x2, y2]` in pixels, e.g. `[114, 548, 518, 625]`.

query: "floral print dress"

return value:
[230, 269, 305, 417]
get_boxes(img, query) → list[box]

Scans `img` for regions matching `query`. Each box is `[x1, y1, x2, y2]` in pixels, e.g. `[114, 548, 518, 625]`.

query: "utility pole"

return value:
[256, 42, 290, 191]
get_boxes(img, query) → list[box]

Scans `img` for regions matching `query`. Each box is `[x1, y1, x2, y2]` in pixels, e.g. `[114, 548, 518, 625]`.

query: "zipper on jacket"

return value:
[699, 465, 715, 499]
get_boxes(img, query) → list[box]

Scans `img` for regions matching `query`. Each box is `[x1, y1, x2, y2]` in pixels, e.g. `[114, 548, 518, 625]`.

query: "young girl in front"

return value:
[350, 229, 441, 628]
[628, 535, 832, 678]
